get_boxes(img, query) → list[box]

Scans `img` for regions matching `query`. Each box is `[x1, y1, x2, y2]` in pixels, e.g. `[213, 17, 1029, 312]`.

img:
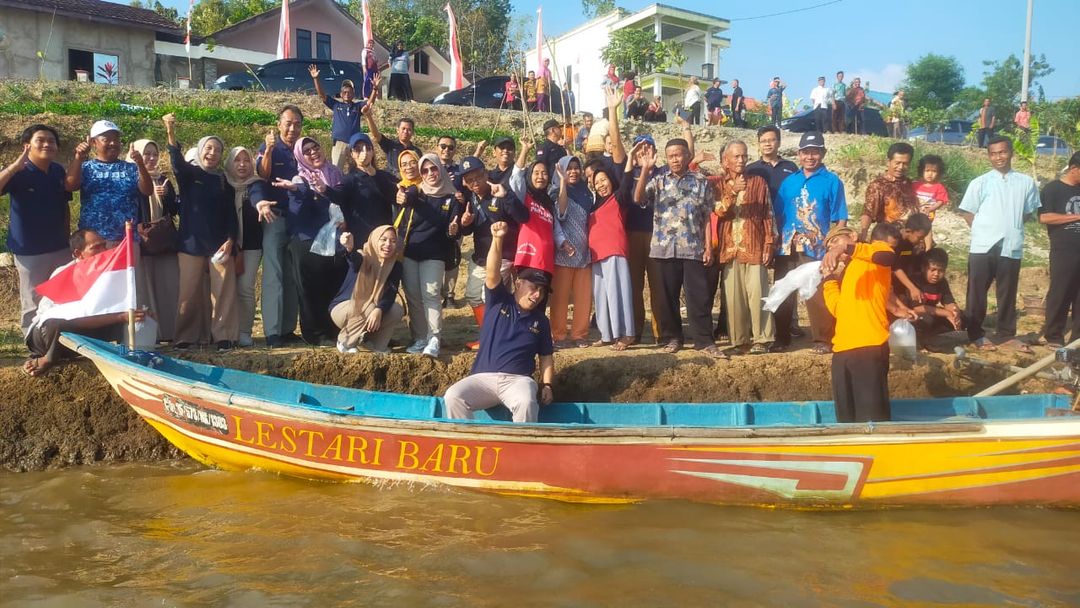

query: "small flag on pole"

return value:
[445, 3, 464, 91]
[276, 0, 292, 60]
[535, 6, 543, 72]
[184, 0, 194, 53]
[361, 0, 372, 51]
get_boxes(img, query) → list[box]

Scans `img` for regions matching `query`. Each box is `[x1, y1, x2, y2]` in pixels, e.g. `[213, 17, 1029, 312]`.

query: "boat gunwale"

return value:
[64, 334, 1080, 443]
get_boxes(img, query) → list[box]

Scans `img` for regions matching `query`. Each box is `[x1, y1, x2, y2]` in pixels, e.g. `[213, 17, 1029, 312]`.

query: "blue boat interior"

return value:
[72, 335, 1073, 428]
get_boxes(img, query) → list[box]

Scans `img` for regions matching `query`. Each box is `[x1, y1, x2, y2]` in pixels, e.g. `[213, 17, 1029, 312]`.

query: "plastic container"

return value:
[133, 316, 159, 350]
[889, 319, 917, 360]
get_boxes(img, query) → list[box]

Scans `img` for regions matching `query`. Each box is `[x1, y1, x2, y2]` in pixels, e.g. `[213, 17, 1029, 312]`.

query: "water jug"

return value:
[889, 319, 917, 360]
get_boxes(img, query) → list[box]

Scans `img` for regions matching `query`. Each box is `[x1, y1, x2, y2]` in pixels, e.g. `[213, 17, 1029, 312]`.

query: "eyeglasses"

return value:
[301, 145, 320, 156]
[439, 144, 456, 151]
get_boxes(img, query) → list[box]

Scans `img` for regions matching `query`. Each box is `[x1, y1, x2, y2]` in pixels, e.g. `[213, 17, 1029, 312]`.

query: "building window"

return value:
[69, 49, 94, 81]
[296, 29, 312, 59]
[316, 33, 332, 60]
[68, 49, 120, 84]
[413, 51, 429, 75]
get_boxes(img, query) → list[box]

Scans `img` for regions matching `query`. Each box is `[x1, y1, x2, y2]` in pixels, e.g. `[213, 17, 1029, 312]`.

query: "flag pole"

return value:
[125, 220, 136, 351]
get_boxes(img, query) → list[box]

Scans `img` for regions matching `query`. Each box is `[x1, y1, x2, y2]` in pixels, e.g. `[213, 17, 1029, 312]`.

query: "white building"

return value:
[525, 3, 730, 116]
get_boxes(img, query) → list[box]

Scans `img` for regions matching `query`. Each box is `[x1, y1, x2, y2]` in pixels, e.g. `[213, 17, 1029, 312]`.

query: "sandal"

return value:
[22, 356, 51, 377]
[1002, 339, 1034, 354]
[661, 340, 681, 354]
[811, 343, 832, 355]
[749, 344, 769, 355]
[971, 337, 998, 351]
[592, 339, 612, 348]
[575, 340, 592, 349]
[610, 339, 632, 352]
[701, 345, 729, 359]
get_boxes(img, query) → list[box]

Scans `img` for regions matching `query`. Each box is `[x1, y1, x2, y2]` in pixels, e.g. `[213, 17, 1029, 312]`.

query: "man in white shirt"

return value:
[810, 76, 833, 133]
[684, 76, 703, 126]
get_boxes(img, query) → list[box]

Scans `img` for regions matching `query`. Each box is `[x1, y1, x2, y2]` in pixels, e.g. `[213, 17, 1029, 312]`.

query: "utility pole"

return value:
[1021, 0, 1033, 102]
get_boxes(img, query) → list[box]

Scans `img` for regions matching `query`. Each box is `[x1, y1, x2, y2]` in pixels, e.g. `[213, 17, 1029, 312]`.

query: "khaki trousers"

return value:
[142, 253, 179, 342]
[444, 372, 540, 423]
[330, 300, 404, 352]
[723, 261, 775, 347]
[331, 141, 351, 173]
[175, 252, 239, 344]
[628, 230, 661, 342]
[550, 265, 592, 341]
[15, 248, 71, 336]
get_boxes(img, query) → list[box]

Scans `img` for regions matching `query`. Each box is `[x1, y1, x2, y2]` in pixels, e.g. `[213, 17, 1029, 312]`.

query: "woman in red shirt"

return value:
[504, 74, 521, 110]
[508, 137, 555, 278]
[587, 157, 636, 350]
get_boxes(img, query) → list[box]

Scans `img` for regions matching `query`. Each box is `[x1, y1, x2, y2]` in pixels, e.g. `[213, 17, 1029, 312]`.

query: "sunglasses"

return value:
[420, 166, 440, 175]
[439, 144, 456, 151]
[301, 145, 320, 156]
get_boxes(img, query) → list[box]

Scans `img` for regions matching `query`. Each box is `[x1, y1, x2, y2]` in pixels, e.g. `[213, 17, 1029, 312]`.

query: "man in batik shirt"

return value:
[860, 142, 919, 241]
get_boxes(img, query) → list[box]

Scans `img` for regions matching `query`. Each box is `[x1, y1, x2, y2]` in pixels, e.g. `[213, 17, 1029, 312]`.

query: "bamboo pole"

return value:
[974, 338, 1080, 397]
[542, 36, 571, 119]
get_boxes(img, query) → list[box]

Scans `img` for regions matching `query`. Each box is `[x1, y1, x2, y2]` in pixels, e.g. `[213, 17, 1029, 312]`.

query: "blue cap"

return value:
[459, 156, 486, 177]
[634, 134, 655, 147]
[348, 132, 372, 149]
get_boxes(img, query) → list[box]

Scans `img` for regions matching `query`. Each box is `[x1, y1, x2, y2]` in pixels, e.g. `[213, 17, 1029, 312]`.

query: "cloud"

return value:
[850, 63, 907, 93]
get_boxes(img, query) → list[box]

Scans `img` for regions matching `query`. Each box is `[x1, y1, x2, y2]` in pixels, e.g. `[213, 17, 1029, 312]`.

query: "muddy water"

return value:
[2, 465, 1078, 607]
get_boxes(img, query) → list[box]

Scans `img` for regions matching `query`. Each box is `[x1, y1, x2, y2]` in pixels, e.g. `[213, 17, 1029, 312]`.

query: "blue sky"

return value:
[148, 0, 1077, 99]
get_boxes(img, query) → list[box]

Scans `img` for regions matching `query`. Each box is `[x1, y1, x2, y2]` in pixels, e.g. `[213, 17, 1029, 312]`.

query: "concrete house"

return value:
[0, 0, 182, 86]
[525, 3, 730, 116]
[157, 0, 465, 100]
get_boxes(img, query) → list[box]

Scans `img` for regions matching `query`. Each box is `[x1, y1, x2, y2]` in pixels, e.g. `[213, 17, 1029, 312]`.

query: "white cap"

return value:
[89, 120, 121, 138]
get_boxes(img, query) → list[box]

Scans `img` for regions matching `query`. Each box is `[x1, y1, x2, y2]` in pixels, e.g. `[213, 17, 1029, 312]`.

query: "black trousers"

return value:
[705, 261, 729, 338]
[814, 108, 830, 133]
[27, 319, 123, 360]
[965, 241, 1021, 342]
[688, 102, 702, 126]
[388, 73, 413, 101]
[832, 343, 891, 423]
[653, 257, 713, 348]
[289, 238, 347, 344]
[1043, 245, 1080, 343]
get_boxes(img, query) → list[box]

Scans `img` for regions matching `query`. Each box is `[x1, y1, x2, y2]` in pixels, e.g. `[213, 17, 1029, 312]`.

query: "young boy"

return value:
[905, 247, 964, 339]
[822, 222, 918, 422]
[914, 155, 948, 250]
[891, 212, 932, 305]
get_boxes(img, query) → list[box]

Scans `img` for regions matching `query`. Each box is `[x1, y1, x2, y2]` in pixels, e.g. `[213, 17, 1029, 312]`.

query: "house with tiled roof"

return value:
[0, 0, 183, 85]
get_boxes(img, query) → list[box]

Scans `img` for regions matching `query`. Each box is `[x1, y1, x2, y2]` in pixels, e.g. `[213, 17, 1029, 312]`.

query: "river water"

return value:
[2, 463, 1078, 607]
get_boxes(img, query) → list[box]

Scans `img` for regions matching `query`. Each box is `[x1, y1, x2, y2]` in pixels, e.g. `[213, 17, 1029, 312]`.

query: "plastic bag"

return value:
[889, 319, 917, 360]
[310, 203, 345, 257]
[762, 260, 823, 313]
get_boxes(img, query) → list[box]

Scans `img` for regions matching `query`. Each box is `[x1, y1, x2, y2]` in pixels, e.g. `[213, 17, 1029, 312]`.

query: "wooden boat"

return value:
[63, 333, 1080, 508]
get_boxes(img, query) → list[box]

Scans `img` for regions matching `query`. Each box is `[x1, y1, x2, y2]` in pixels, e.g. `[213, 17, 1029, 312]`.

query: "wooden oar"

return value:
[974, 337, 1080, 396]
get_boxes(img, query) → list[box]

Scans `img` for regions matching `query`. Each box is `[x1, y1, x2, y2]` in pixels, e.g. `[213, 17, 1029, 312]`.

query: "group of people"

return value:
[5, 66, 1078, 424]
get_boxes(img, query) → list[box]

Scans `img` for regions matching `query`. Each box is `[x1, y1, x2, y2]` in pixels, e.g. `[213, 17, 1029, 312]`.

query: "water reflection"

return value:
[2, 465, 1078, 606]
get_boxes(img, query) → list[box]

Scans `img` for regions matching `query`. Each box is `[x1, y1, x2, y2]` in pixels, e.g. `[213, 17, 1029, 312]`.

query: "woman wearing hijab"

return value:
[509, 136, 556, 278]
[394, 152, 461, 358]
[329, 225, 404, 353]
[162, 114, 238, 351]
[388, 40, 413, 102]
[225, 146, 273, 348]
[503, 73, 521, 110]
[270, 136, 347, 346]
[588, 157, 637, 351]
[129, 139, 179, 342]
[550, 156, 592, 348]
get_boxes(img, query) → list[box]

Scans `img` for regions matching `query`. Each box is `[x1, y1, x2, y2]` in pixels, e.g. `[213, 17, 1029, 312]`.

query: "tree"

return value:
[189, 0, 275, 36]
[581, 0, 616, 18]
[600, 27, 685, 76]
[901, 54, 965, 112]
[130, 0, 181, 25]
[980, 53, 1054, 125]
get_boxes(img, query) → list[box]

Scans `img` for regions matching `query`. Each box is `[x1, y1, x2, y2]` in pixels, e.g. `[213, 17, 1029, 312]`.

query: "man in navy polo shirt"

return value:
[256, 104, 304, 347]
[444, 221, 555, 423]
[308, 64, 364, 172]
[773, 131, 848, 353]
[0, 124, 77, 335]
[363, 97, 420, 178]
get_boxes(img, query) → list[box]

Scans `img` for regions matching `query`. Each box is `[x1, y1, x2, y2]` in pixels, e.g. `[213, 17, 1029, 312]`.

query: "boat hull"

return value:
[72, 338, 1080, 507]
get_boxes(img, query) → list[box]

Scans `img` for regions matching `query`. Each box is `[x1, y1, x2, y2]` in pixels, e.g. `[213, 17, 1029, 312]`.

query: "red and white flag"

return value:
[276, 0, 291, 60]
[445, 3, 464, 90]
[361, 0, 372, 52]
[535, 6, 543, 72]
[184, 0, 194, 53]
[35, 231, 136, 323]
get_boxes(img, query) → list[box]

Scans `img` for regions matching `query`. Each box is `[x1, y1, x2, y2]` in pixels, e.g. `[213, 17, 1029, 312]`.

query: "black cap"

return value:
[798, 131, 826, 150]
[542, 119, 560, 132]
[493, 136, 516, 149]
[517, 268, 551, 288]
[459, 156, 485, 176]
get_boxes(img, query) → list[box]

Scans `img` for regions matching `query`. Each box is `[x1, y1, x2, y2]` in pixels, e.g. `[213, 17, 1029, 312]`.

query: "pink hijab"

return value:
[293, 137, 343, 189]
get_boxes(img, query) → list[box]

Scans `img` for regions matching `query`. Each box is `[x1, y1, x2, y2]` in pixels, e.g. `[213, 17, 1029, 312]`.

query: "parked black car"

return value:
[780, 107, 887, 137]
[213, 58, 364, 93]
[1036, 135, 1074, 157]
[433, 76, 567, 114]
[908, 120, 975, 146]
